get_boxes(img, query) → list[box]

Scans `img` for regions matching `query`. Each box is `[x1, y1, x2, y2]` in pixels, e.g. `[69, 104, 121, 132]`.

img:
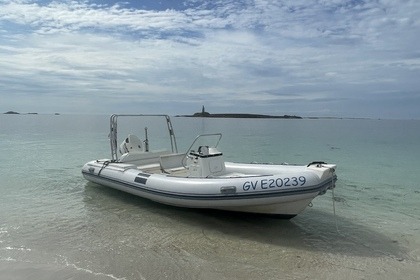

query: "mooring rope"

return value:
[330, 168, 340, 233]
[97, 160, 111, 176]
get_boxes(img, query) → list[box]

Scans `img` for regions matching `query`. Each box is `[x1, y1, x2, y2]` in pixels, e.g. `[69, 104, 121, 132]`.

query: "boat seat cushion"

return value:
[119, 149, 169, 164]
[160, 153, 186, 172]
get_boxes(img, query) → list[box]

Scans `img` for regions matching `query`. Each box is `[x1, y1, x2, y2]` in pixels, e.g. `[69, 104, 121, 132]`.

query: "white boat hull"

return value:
[82, 160, 336, 217]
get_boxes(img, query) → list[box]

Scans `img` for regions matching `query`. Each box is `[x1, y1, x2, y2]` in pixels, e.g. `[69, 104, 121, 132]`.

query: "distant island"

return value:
[177, 106, 302, 119]
[3, 111, 38, 115]
[3, 111, 61, 115]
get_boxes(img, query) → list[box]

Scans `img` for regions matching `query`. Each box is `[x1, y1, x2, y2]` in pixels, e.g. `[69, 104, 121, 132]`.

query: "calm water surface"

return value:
[0, 114, 419, 279]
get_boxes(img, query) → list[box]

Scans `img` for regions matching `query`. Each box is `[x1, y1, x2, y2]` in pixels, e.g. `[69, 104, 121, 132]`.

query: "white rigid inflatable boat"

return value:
[82, 114, 337, 218]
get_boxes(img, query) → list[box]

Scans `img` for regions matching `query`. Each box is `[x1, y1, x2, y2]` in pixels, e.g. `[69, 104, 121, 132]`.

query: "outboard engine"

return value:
[119, 134, 143, 154]
[188, 146, 226, 177]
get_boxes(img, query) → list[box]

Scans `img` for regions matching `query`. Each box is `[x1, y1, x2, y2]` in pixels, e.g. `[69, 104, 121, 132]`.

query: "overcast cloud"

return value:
[1, 0, 419, 118]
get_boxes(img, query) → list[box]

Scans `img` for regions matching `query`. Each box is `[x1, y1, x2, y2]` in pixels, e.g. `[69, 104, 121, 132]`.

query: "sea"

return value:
[0, 114, 419, 280]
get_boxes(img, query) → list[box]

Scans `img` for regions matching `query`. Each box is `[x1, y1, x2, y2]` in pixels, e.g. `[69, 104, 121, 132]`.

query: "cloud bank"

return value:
[0, 0, 419, 118]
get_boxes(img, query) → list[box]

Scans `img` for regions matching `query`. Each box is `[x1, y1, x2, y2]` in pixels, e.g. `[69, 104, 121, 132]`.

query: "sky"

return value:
[0, 0, 419, 119]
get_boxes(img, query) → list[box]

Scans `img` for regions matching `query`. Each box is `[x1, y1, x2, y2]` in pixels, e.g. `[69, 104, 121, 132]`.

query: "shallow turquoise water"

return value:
[0, 114, 419, 279]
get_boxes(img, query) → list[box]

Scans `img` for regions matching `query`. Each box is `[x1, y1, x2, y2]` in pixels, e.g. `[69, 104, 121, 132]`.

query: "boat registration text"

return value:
[242, 176, 306, 191]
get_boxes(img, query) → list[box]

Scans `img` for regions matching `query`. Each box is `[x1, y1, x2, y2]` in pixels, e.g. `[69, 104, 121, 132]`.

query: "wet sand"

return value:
[1, 200, 418, 280]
